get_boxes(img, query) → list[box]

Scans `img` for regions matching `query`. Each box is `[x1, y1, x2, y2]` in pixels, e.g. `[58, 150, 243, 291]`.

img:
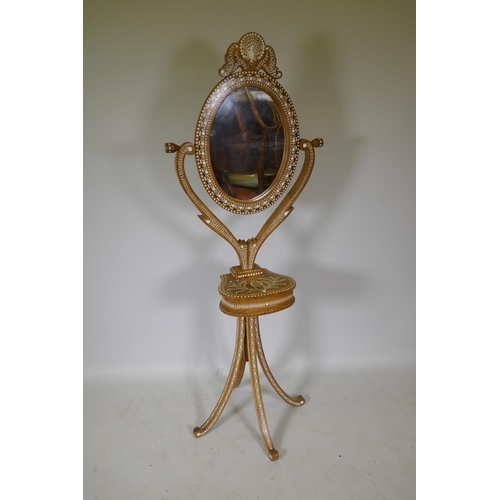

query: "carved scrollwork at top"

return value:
[219, 32, 282, 79]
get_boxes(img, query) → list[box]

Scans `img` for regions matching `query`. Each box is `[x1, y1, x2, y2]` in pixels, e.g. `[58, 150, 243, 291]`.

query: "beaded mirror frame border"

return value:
[194, 70, 300, 215]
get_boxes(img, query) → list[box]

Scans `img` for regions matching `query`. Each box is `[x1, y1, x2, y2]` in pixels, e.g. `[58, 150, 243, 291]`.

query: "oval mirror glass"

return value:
[209, 86, 285, 201]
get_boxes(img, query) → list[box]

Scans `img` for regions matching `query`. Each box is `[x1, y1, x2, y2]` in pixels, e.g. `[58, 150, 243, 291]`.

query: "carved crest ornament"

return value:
[219, 32, 283, 79]
[165, 32, 323, 461]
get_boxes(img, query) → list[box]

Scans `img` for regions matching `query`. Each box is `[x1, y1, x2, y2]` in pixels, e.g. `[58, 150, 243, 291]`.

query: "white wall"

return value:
[84, 0, 415, 377]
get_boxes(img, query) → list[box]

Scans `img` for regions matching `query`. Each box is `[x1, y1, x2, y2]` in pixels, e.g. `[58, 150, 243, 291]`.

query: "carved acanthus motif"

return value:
[219, 32, 282, 79]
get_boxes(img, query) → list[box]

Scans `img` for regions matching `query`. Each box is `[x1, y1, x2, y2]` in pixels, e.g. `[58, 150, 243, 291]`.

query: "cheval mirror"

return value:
[165, 32, 323, 461]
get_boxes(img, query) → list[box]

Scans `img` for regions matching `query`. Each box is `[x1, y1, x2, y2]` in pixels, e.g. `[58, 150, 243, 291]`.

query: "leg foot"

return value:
[247, 317, 280, 460]
[254, 317, 306, 407]
[192, 317, 246, 437]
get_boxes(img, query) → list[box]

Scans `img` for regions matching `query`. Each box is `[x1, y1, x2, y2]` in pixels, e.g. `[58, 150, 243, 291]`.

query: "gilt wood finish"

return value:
[165, 32, 323, 461]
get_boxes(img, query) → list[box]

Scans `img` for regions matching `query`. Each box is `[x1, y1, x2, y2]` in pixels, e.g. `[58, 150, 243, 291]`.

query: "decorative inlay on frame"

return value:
[219, 32, 282, 79]
[195, 72, 300, 215]
[224, 274, 293, 296]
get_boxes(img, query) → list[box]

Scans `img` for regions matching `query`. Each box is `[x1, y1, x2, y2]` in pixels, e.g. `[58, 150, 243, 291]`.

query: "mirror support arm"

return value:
[167, 142, 247, 268]
[166, 138, 323, 271]
[247, 138, 324, 268]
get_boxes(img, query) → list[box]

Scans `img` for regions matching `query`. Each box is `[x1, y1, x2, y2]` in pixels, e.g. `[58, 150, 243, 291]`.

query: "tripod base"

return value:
[193, 315, 304, 461]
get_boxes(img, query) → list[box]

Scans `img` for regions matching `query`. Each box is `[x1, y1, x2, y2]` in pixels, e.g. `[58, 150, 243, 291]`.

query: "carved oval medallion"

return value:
[195, 72, 300, 214]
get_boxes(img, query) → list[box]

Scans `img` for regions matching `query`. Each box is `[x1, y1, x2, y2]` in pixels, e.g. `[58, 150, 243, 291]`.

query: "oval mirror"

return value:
[210, 86, 284, 201]
[195, 73, 300, 214]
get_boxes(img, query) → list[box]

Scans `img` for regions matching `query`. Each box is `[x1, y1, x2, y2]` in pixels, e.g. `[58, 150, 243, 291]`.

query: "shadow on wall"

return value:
[270, 33, 366, 373]
[145, 40, 234, 374]
[97, 39, 228, 375]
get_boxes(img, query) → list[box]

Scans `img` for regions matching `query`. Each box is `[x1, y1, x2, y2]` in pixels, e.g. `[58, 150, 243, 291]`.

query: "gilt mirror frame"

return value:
[165, 31, 323, 270]
[194, 33, 301, 215]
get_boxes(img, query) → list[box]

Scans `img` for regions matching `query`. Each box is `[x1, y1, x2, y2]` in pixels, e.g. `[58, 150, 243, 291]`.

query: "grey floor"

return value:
[84, 366, 415, 500]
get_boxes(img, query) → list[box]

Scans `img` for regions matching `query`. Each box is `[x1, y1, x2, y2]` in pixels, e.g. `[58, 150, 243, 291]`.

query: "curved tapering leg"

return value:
[254, 317, 305, 407]
[193, 316, 246, 437]
[233, 332, 247, 388]
[247, 317, 279, 461]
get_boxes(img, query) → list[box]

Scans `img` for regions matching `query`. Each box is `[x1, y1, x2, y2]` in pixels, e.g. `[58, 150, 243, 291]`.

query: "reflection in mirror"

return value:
[210, 86, 284, 201]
